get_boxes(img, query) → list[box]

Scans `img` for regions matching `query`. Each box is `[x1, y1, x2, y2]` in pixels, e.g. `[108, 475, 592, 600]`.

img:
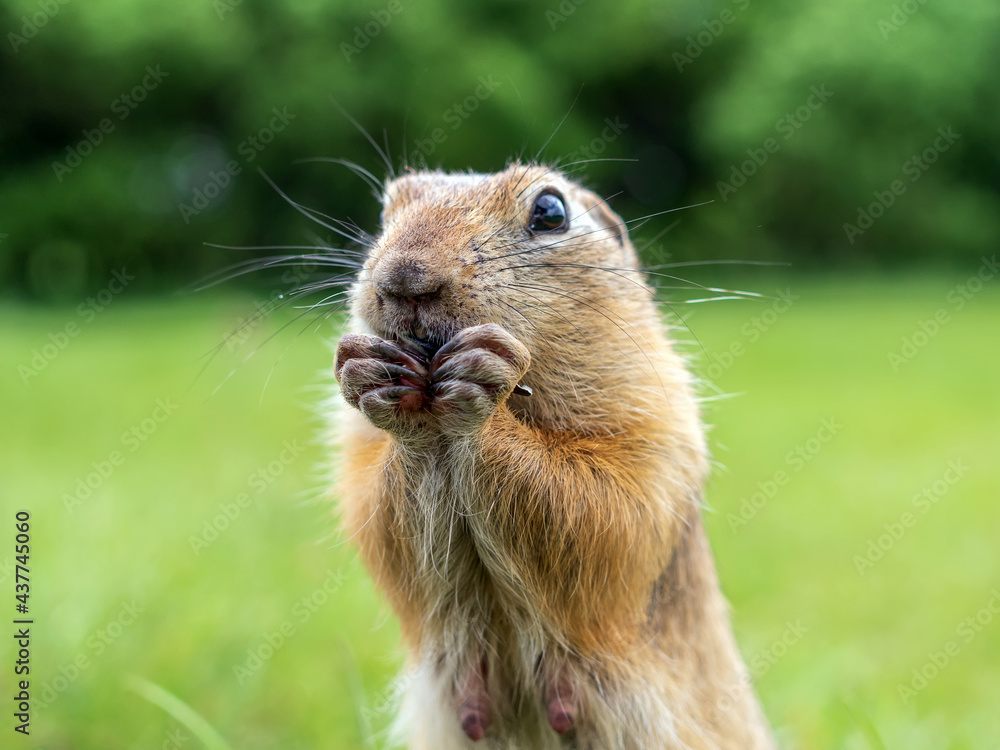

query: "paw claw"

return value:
[336, 325, 529, 436]
[430, 323, 529, 375]
[373, 340, 430, 377]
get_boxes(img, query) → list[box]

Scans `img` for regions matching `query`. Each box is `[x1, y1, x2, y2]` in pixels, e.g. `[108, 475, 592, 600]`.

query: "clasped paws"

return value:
[335, 324, 530, 438]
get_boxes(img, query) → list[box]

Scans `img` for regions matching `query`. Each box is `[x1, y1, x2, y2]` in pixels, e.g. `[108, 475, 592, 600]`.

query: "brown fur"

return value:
[333, 164, 774, 748]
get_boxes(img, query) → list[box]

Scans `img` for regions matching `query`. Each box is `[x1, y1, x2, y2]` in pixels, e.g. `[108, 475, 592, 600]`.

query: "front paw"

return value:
[428, 324, 530, 436]
[335, 325, 530, 438]
[334, 334, 430, 434]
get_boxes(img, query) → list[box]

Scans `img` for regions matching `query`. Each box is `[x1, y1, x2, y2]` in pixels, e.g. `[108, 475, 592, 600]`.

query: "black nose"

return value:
[374, 258, 444, 300]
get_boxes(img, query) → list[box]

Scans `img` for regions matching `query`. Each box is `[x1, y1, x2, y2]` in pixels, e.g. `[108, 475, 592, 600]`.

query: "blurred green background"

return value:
[1, 0, 999, 748]
[3, 0, 1000, 297]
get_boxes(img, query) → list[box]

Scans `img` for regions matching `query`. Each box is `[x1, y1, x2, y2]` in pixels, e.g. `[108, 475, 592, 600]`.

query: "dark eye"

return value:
[528, 192, 568, 233]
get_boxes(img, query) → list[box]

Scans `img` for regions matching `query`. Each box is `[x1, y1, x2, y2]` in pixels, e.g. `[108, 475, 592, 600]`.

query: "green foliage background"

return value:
[2, 2, 1000, 749]
[1, 0, 998, 300]
[4, 282, 999, 748]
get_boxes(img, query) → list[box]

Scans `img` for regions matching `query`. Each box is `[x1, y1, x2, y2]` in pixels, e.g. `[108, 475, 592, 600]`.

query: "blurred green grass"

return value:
[1, 274, 998, 749]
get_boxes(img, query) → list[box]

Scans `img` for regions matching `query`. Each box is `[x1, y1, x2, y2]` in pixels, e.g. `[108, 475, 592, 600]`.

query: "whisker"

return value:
[680, 296, 759, 303]
[382, 128, 394, 176]
[285, 201, 373, 246]
[555, 157, 640, 171]
[511, 168, 557, 205]
[292, 288, 352, 310]
[492, 292, 611, 407]
[507, 78, 531, 165]
[499, 262, 768, 301]
[506, 159, 532, 203]
[329, 98, 395, 180]
[187, 256, 359, 294]
[294, 157, 384, 200]
[635, 220, 682, 255]
[642, 259, 791, 270]
[508, 281, 664, 378]
[206, 288, 348, 403]
[203, 242, 368, 259]
[533, 85, 584, 163]
[257, 296, 348, 405]
[482, 200, 714, 266]
[401, 105, 412, 170]
[481, 200, 626, 263]
[257, 169, 372, 247]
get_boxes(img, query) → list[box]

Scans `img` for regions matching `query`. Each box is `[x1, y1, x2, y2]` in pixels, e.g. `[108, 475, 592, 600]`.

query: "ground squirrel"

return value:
[333, 163, 774, 749]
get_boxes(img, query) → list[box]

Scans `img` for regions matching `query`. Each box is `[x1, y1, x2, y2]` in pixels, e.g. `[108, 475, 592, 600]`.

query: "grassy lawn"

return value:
[2, 273, 998, 749]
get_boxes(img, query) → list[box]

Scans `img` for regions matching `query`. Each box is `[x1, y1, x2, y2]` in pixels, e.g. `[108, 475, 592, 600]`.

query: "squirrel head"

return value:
[351, 163, 648, 364]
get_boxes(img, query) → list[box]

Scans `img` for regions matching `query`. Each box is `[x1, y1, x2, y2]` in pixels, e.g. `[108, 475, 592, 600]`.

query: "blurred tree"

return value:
[0, 0, 997, 298]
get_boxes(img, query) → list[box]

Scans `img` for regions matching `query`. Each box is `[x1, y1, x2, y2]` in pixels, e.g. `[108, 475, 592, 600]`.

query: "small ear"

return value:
[380, 174, 425, 225]
[587, 196, 626, 247]
[379, 182, 399, 227]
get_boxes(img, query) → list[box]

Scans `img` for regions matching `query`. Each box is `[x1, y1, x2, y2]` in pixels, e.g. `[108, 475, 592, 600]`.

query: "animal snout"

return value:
[373, 257, 445, 301]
